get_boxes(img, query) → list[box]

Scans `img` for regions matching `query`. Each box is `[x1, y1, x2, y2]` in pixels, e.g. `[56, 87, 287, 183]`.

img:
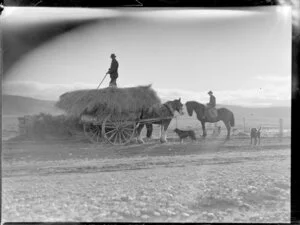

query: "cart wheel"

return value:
[102, 114, 136, 145]
[83, 123, 102, 143]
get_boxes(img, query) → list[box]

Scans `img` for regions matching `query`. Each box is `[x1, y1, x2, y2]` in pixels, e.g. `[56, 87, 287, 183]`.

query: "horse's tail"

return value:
[230, 112, 235, 127]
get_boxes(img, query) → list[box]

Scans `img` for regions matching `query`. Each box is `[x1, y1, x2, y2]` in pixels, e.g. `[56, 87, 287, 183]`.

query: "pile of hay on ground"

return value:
[17, 113, 83, 140]
[56, 85, 161, 118]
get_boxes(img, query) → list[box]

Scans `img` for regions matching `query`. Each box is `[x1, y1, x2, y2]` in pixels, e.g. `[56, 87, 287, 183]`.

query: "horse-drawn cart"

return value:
[81, 113, 173, 145]
[81, 113, 137, 145]
[56, 85, 181, 145]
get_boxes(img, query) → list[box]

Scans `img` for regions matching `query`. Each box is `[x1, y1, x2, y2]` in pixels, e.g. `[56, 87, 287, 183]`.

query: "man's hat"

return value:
[110, 53, 116, 58]
[208, 91, 213, 94]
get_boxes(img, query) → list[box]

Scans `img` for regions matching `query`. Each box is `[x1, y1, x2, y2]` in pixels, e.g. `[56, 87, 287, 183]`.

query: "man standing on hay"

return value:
[106, 53, 119, 87]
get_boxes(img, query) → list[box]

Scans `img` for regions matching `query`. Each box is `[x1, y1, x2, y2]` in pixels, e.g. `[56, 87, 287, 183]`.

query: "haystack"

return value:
[56, 85, 161, 118]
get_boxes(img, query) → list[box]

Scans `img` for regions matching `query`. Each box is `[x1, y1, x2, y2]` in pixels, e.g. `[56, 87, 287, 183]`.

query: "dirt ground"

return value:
[2, 136, 290, 223]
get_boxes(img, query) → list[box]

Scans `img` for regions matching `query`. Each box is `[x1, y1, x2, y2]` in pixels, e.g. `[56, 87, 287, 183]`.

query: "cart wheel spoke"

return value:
[113, 132, 119, 144]
[102, 114, 136, 145]
[123, 129, 130, 138]
[124, 129, 134, 138]
[95, 129, 101, 140]
[90, 131, 97, 139]
[123, 127, 135, 132]
[84, 124, 102, 143]
[118, 132, 122, 144]
[116, 132, 120, 144]
[108, 130, 118, 141]
[120, 131, 127, 142]
[105, 129, 116, 135]
[119, 132, 123, 144]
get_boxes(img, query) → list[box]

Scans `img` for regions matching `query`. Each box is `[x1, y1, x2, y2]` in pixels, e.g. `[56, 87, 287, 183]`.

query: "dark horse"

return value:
[136, 98, 184, 143]
[185, 101, 235, 140]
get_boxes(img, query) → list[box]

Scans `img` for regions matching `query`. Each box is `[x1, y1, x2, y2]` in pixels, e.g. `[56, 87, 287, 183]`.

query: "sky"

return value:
[2, 7, 292, 107]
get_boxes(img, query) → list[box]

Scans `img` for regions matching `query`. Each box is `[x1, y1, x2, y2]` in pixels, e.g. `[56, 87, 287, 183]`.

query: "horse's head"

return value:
[185, 101, 194, 116]
[172, 98, 184, 115]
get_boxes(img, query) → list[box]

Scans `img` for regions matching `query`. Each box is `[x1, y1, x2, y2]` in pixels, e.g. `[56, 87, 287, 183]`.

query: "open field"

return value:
[2, 111, 291, 223]
[2, 116, 20, 141]
[2, 135, 290, 223]
[2, 113, 291, 141]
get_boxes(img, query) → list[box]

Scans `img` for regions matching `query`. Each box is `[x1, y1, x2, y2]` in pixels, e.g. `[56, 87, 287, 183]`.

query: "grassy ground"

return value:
[2, 136, 290, 223]
[2, 116, 20, 141]
[2, 114, 291, 223]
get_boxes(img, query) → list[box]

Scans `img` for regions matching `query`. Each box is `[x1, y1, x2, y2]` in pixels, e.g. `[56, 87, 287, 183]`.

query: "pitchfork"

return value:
[97, 73, 108, 89]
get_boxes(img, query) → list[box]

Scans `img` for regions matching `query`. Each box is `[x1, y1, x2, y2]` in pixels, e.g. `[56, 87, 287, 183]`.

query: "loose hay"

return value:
[56, 85, 161, 118]
[17, 113, 83, 140]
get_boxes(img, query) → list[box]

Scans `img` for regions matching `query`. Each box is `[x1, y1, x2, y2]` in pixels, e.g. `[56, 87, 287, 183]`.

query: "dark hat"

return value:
[208, 91, 213, 94]
[110, 53, 116, 58]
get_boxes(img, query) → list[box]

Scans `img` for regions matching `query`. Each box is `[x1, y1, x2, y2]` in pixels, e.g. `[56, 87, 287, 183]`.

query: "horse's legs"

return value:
[160, 124, 166, 143]
[201, 121, 207, 137]
[160, 122, 169, 143]
[146, 123, 153, 139]
[135, 123, 142, 136]
[225, 122, 231, 140]
[136, 123, 145, 144]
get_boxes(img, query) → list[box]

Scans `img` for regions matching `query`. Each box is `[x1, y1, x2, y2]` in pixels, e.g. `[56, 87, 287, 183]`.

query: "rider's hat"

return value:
[208, 90, 213, 94]
[110, 53, 116, 58]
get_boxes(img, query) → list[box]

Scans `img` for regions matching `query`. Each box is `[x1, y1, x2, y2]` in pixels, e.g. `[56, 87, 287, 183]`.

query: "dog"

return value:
[174, 128, 196, 143]
[250, 127, 261, 145]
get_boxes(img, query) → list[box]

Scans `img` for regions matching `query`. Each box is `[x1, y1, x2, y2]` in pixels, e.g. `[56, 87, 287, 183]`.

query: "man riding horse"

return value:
[203, 90, 217, 121]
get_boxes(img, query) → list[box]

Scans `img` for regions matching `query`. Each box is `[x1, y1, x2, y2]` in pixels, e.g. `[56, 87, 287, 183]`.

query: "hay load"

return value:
[56, 85, 161, 118]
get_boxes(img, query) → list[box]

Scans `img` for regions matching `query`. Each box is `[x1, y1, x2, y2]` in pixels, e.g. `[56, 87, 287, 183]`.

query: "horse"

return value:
[136, 98, 184, 143]
[185, 101, 235, 140]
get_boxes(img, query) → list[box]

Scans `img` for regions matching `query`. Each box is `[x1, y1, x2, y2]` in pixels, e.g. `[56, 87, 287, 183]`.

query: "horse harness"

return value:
[163, 103, 175, 117]
[163, 102, 180, 129]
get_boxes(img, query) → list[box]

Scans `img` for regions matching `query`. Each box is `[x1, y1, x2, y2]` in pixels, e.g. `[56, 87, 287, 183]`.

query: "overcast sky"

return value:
[2, 7, 292, 107]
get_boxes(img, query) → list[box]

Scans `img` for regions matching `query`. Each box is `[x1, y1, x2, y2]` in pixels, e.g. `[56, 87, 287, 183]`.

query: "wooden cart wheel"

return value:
[83, 123, 102, 143]
[102, 114, 136, 145]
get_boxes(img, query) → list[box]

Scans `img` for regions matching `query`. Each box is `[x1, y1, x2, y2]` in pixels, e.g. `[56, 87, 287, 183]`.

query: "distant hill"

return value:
[214, 104, 290, 128]
[219, 104, 291, 119]
[160, 98, 290, 119]
[2, 95, 62, 116]
[175, 102, 291, 129]
[2, 95, 291, 128]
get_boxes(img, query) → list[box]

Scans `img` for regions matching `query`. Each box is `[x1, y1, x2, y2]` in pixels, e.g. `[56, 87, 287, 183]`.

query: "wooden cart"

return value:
[81, 113, 173, 145]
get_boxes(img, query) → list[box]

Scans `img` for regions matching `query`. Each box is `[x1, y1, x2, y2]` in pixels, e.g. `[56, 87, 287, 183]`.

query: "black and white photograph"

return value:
[1, 2, 296, 223]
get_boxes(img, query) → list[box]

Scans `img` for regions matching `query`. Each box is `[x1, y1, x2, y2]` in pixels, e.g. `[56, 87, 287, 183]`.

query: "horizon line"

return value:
[2, 93, 291, 108]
